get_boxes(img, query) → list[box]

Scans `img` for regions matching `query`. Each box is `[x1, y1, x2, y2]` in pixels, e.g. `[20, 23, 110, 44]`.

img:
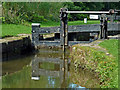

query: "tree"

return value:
[2, 2, 64, 24]
[63, 2, 104, 21]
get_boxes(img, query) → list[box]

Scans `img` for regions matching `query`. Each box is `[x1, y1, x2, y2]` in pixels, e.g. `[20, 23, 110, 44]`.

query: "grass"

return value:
[41, 20, 100, 27]
[70, 39, 118, 88]
[2, 39, 118, 88]
[99, 39, 118, 58]
[99, 39, 118, 88]
[2, 24, 31, 38]
[2, 20, 100, 37]
[68, 20, 100, 26]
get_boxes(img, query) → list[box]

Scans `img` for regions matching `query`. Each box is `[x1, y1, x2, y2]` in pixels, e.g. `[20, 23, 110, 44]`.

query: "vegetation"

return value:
[68, 20, 100, 25]
[99, 39, 118, 88]
[2, 20, 100, 37]
[1, 2, 119, 88]
[2, 39, 119, 88]
[2, 24, 31, 38]
[2, 2, 120, 24]
[2, 2, 63, 24]
[1, 2, 119, 37]
[70, 39, 118, 88]
[99, 39, 118, 58]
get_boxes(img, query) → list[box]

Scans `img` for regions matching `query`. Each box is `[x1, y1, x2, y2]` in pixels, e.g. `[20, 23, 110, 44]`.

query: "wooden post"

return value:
[31, 58, 40, 80]
[100, 14, 108, 39]
[60, 8, 68, 51]
[100, 15, 103, 39]
[32, 23, 40, 44]
[109, 9, 115, 22]
[104, 18, 108, 39]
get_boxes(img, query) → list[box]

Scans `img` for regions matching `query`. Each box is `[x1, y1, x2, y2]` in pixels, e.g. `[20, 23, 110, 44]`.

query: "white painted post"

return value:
[84, 18, 87, 23]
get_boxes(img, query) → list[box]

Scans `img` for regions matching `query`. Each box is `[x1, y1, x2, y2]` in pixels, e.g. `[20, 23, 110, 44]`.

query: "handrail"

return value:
[66, 11, 118, 14]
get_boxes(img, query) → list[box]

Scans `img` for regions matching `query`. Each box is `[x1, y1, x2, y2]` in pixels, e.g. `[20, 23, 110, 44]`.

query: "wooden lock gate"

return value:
[32, 8, 120, 48]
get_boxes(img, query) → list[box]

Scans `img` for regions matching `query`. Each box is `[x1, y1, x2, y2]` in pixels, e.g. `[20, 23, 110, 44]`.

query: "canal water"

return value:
[2, 48, 100, 88]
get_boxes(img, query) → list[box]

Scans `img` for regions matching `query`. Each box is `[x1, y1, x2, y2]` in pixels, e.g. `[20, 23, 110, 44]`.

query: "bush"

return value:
[2, 2, 63, 24]
[0, 17, 5, 23]
[31, 15, 47, 23]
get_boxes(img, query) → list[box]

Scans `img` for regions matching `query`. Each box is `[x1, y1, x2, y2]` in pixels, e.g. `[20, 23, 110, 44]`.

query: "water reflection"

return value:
[31, 48, 100, 88]
[31, 49, 70, 88]
[2, 48, 100, 88]
[2, 54, 33, 75]
[47, 76, 55, 88]
[69, 83, 85, 88]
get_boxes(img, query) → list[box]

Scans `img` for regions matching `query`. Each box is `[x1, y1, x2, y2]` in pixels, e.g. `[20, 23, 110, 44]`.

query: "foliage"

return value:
[2, 2, 120, 24]
[64, 2, 104, 20]
[2, 2, 63, 24]
[102, 2, 120, 11]
[31, 15, 47, 23]
[70, 40, 118, 88]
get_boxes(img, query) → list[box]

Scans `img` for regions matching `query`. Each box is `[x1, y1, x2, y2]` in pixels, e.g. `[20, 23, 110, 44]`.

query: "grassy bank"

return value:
[70, 39, 118, 88]
[2, 24, 31, 38]
[2, 20, 100, 37]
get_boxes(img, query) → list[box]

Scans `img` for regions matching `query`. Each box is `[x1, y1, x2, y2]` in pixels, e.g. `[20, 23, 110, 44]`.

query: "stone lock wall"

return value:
[1, 36, 34, 61]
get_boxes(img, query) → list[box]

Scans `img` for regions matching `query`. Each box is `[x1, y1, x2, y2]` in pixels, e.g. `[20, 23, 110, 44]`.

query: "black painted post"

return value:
[100, 14, 108, 39]
[104, 18, 108, 39]
[32, 23, 40, 45]
[100, 15, 103, 39]
[60, 8, 68, 49]
[109, 9, 115, 22]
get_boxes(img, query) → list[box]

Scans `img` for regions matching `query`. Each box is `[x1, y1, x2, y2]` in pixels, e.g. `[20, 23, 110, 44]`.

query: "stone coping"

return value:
[0, 34, 31, 43]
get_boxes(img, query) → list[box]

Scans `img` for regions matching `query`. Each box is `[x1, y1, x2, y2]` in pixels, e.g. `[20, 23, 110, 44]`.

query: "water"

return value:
[2, 48, 100, 88]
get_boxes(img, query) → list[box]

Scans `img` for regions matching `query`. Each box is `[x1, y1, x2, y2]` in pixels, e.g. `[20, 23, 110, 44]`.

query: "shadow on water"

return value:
[2, 47, 100, 88]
